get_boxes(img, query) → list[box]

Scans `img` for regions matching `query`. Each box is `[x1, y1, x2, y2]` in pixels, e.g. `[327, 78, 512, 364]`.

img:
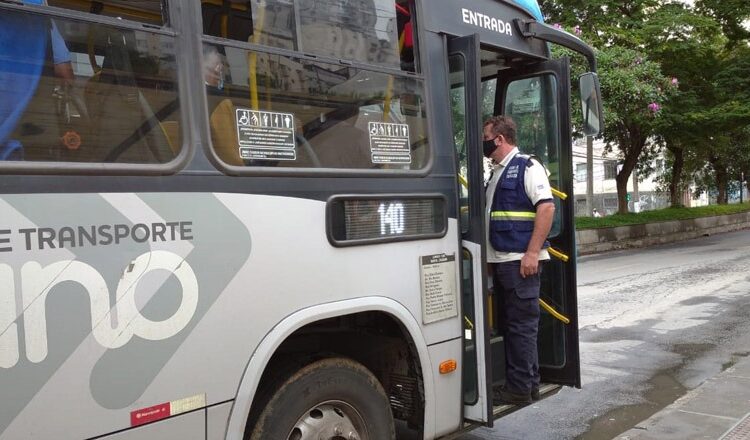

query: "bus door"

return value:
[494, 59, 581, 389]
[449, 35, 581, 426]
[447, 34, 493, 425]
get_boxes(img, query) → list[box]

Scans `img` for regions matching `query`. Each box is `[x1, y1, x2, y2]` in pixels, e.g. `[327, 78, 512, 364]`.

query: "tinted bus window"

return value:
[202, 0, 296, 50]
[0, 9, 180, 164]
[200, 0, 417, 71]
[48, 0, 167, 26]
[299, 0, 412, 70]
[203, 44, 428, 170]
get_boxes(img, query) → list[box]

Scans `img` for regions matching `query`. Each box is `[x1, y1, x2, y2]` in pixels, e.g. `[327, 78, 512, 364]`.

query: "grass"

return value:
[575, 202, 750, 229]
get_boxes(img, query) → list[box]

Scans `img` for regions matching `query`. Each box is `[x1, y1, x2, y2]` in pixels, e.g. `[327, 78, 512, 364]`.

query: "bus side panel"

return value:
[0, 192, 461, 439]
[207, 402, 232, 440]
[100, 410, 204, 440]
[428, 338, 463, 437]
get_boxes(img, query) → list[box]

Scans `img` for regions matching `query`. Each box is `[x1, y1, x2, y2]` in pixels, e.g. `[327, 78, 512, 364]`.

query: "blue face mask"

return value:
[483, 137, 498, 157]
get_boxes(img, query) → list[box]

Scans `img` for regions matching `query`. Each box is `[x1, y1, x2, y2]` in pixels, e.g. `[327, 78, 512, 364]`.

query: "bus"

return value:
[0, 0, 603, 438]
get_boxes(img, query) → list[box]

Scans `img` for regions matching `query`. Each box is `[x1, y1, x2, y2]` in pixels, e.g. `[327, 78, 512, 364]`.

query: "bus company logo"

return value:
[0, 250, 199, 369]
[461, 8, 513, 36]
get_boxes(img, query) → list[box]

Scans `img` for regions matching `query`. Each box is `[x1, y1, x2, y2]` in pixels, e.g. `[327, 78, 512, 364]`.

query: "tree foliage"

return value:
[541, 0, 750, 209]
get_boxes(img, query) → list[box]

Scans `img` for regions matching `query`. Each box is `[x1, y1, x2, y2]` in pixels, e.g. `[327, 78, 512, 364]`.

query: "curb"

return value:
[575, 211, 750, 256]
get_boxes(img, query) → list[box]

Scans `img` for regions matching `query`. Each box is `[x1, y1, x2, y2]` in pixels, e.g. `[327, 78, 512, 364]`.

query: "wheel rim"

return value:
[287, 400, 369, 440]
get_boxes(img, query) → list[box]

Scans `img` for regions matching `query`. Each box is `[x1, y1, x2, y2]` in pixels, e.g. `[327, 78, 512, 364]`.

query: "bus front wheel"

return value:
[248, 357, 395, 440]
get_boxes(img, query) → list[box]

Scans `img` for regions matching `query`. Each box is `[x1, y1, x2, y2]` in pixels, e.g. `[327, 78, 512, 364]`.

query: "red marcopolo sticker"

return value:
[130, 402, 171, 427]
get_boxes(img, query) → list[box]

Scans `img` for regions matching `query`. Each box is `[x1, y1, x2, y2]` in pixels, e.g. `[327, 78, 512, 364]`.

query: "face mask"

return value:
[483, 137, 498, 157]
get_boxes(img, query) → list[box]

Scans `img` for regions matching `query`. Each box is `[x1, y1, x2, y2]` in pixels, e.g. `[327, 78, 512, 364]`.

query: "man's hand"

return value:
[521, 202, 554, 278]
[520, 250, 539, 278]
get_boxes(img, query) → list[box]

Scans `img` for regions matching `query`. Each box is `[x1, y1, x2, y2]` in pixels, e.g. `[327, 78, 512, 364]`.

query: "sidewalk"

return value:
[615, 355, 750, 440]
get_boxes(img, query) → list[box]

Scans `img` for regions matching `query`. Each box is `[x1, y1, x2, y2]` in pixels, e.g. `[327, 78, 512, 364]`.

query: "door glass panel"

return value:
[504, 75, 561, 237]
[448, 54, 469, 233]
[449, 53, 479, 405]
[538, 259, 566, 367]
[461, 249, 478, 404]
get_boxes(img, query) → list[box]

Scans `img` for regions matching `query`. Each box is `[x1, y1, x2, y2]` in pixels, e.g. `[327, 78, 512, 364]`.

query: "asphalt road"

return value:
[456, 228, 750, 440]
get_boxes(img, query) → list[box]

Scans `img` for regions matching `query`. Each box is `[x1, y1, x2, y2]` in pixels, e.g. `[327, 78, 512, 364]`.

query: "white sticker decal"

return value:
[368, 121, 411, 164]
[236, 108, 296, 161]
[420, 253, 458, 324]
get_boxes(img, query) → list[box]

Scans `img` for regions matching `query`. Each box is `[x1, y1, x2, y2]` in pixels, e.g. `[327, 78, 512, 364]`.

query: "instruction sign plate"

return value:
[236, 108, 296, 161]
[368, 121, 411, 164]
[420, 253, 458, 324]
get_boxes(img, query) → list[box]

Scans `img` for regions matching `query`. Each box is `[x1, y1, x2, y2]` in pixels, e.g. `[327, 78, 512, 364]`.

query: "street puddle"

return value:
[577, 371, 687, 440]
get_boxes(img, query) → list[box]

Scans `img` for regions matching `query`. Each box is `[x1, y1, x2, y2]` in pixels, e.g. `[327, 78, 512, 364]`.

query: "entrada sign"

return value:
[461, 8, 513, 36]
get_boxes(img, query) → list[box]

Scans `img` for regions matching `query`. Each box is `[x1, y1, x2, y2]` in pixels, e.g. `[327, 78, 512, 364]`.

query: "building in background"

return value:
[571, 138, 709, 216]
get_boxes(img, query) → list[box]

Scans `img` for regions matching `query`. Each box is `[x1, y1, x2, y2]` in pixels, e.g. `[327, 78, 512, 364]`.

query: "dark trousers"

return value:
[493, 260, 541, 394]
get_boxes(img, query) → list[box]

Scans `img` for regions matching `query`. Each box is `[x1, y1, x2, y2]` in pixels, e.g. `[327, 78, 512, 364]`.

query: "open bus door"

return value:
[449, 35, 581, 427]
[494, 58, 581, 389]
[448, 34, 493, 425]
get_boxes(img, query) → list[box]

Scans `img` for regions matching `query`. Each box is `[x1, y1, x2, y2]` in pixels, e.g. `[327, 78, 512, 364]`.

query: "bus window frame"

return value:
[0, 1, 192, 176]
[197, 13, 435, 178]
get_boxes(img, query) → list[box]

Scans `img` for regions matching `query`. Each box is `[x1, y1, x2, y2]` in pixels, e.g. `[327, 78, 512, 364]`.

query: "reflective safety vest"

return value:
[489, 153, 550, 253]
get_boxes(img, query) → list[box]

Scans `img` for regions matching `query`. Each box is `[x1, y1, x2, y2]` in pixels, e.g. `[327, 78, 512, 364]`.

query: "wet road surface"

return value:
[456, 228, 750, 440]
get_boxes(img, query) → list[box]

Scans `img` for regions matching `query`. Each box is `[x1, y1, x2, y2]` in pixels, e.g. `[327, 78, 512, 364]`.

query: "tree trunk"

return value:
[616, 171, 630, 213]
[615, 136, 645, 214]
[715, 165, 728, 204]
[668, 146, 684, 207]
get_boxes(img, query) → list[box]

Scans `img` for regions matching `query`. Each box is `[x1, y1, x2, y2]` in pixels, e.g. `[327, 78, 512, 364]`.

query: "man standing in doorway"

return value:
[482, 115, 555, 405]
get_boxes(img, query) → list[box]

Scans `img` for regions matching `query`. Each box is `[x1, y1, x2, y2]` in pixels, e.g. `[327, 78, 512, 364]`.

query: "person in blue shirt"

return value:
[0, 0, 74, 160]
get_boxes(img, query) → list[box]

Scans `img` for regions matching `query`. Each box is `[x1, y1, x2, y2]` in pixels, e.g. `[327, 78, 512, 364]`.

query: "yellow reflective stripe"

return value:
[491, 211, 536, 220]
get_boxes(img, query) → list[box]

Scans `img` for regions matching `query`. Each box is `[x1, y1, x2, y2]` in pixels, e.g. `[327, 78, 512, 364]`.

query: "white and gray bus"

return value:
[0, 0, 602, 438]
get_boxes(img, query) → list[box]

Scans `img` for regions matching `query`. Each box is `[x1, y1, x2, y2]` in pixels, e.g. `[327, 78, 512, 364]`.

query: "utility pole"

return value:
[632, 168, 640, 212]
[741, 172, 744, 204]
[586, 136, 594, 216]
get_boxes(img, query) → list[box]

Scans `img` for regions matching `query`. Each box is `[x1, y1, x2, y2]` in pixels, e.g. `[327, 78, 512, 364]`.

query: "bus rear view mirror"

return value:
[579, 72, 604, 136]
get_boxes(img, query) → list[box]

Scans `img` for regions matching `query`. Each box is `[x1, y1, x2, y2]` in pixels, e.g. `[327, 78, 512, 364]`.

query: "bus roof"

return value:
[509, 0, 544, 22]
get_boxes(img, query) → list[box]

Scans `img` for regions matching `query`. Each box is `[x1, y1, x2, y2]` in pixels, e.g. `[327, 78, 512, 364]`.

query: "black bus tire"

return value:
[247, 357, 395, 440]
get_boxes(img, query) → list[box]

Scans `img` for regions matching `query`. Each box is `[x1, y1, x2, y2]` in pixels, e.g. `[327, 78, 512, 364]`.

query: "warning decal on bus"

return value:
[130, 393, 206, 427]
[420, 253, 458, 324]
[236, 108, 296, 161]
[368, 121, 411, 164]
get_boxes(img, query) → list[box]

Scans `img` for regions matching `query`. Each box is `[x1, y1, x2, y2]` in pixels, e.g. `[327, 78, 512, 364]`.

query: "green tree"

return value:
[597, 47, 673, 213]
[641, 2, 724, 206]
[696, 0, 750, 46]
[541, 0, 673, 213]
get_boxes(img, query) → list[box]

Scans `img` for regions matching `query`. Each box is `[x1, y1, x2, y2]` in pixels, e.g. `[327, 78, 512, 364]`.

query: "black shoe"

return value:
[531, 387, 540, 401]
[493, 386, 532, 405]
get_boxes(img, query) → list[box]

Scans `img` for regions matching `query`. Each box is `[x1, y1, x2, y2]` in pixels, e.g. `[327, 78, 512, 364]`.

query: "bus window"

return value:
[47, 0, 167, 26]
[0, 7, 181, 165]
[504, 74, 562, 237]
[201, 0, 296, 50]
[299, 0, 415, 71]
[202, 44, 429, 170]
[200, 0, 417, 72]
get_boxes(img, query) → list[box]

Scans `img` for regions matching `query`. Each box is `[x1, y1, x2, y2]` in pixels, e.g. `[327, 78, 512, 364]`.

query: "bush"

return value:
[575, 203, 750, 229]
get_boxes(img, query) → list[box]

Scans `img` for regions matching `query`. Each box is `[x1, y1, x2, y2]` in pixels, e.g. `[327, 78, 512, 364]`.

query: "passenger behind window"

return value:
[0, 0, 80, 160]
[203, 44, 244, 166]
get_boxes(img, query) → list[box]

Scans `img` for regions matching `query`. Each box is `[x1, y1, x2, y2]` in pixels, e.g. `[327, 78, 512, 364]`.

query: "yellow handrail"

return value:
[383, 31, 406, 120]
[539, 298, 570, 324]
[547, 247, 570, 263]
[551, 187, 568, 200]
[247, 1, 266, 110]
